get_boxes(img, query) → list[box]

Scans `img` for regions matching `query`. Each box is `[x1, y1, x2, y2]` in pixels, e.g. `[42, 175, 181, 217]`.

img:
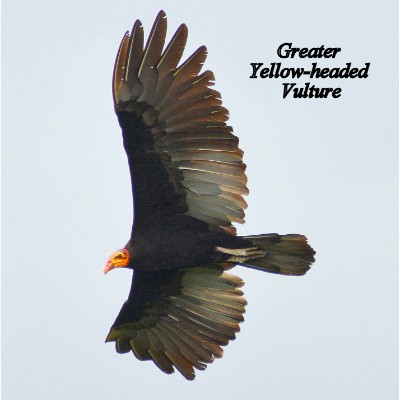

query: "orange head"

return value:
[103, 248, 130, 274]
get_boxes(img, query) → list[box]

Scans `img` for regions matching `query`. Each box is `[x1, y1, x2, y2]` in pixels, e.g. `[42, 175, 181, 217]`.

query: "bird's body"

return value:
[127, 214, 239, 271]
[104, 11, 315, 380]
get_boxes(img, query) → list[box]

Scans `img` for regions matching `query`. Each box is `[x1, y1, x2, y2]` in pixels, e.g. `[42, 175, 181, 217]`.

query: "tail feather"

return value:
[217, 234, 315, 276]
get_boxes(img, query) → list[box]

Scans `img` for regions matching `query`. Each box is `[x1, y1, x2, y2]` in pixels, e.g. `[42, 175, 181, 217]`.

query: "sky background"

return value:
[2, 0, 398, 399]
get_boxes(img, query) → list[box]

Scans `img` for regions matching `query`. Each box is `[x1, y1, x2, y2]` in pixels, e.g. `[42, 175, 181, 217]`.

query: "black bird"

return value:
[104, 10, 315, 380]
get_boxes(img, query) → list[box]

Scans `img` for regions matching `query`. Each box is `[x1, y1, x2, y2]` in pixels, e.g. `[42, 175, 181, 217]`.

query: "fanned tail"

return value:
[217, 234, 315, 276]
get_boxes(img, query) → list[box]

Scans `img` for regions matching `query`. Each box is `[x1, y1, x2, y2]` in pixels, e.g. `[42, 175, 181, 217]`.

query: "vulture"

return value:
[104, 10, 315, 380]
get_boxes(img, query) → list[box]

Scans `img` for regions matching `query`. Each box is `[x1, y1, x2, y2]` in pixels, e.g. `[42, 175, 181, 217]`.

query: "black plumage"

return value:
[104, 10, 315, 380]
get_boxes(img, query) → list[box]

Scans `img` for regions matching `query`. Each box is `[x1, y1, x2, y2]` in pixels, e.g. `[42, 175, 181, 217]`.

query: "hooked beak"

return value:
[103, 260, 114, 275]
[103, 249, 130, 275]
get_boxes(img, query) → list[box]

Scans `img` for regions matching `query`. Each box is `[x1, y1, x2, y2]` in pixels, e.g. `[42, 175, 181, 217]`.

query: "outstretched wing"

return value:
[105, 265, 246, 380]
[113, 10, 248, 235]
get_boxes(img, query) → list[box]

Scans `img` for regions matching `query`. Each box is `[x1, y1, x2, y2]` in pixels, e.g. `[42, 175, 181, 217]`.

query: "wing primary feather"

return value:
[154, 325, 196, 380]
[130, 329, 151, 360]
[170, 322, 224, 360]
[166, 321, 215, 364]
[116, 337, 131, 353]
[152, 23, 188, 107]
[112, 31, 130, 105]
[125, 19, 144, 95]
[147, 328, 175, 374]
[156, 23, 188, 71]
[158, 321, 207, 371]
[138, 10, 167, 103]
[173, 45, 208, 86]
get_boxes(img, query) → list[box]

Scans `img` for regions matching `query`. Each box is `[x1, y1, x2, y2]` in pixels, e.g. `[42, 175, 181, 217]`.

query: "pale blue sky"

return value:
[2, 0, 398, 399]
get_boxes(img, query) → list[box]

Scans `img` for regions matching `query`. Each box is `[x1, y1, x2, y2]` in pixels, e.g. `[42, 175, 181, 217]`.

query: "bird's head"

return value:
[103, 248, 130, 274]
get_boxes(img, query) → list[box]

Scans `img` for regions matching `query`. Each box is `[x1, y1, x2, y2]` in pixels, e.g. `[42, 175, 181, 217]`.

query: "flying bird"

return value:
[104, 10, 315, 380]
